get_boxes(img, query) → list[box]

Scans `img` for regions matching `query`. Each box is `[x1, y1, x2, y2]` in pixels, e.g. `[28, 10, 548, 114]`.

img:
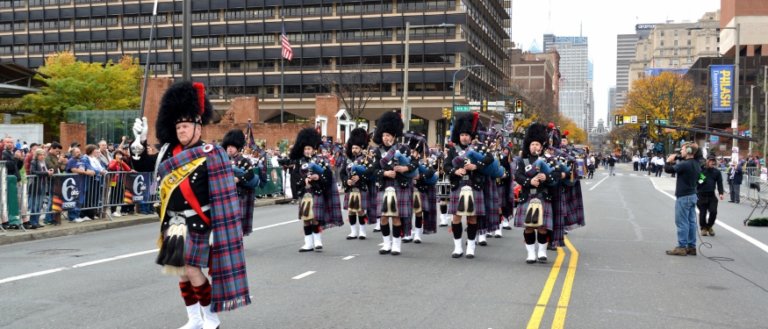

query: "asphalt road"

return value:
[1, 163, 767, 329]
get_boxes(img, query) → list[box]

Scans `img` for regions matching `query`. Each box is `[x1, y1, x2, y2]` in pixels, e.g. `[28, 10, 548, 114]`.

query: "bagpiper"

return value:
[513, 123, 555, 264]
[221, 129, 258, 236]
[372, 111, 417, 256]
[340, 127, 373, 240]
[402, 132, 438, 244]
[130, 81, 250, 329]
[290, 128, 344, 252]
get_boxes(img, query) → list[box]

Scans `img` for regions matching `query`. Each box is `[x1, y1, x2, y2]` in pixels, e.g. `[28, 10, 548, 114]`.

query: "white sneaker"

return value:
[112, 212, 122, 217]
[82, 216, 92, 221]
[74, 217, 85, 223]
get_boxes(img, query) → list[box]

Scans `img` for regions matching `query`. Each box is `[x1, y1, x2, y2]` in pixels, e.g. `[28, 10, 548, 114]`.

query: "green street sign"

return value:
[655, 119, 668, 125]
[454, 105, 470, 112]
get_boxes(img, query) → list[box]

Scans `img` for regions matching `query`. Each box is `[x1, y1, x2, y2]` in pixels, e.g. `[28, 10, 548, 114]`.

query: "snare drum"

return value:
[436, 180, 451, 198]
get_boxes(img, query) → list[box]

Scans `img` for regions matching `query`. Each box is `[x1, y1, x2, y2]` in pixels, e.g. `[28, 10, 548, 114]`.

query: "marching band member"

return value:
[221, 129, 258, 236]
[130, 81, 250, 328]
[366, 143, 382, 233]
[290, 128, 344, 252]
[444, 113, 487, 259]
[554, 130, 586, 247]
[497, 143, 516, 235]
[513, 123, 556, 264]
[477, 130, 503, 246]
[438, 144, 452, 227]
[372, 111, 416, 256]
[340, 128, 372, 240]
[402, 132, 438, 244]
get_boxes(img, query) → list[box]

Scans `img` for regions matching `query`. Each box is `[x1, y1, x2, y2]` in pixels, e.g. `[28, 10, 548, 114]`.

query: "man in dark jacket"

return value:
[727, 160, 744, 203]
[664, 142, 702, 256]
[697, 155, 724, 237]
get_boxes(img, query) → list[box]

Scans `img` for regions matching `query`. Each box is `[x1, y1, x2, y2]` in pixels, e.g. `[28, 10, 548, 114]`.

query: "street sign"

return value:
[654, 119, 668, 125]
[454, 105, 470, 112]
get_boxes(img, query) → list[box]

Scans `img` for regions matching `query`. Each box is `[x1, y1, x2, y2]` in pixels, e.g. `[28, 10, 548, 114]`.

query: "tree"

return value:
[622, 72, 704, 144]
[556, 114, 587, 144]
[318, 63, 381, 122]
[21, 51, 142, 140]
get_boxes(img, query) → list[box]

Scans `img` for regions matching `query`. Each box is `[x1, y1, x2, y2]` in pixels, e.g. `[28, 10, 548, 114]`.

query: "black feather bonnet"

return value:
[155, 81, 214, 145]
[290, 127, 322, 160]
[372, 111, 403, 145]
[345, 127, 369, 158]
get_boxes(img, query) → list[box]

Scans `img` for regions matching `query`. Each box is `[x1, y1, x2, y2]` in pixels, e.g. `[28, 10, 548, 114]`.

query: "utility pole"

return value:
[750, 85, 755, 156]
[764, 65, 767, 159]
[182, 0, 192, 81]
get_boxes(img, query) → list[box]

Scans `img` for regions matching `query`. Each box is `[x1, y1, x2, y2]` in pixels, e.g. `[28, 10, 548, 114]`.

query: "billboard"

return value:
[711, 65, 734, 113]
[644, 68, 689, 77]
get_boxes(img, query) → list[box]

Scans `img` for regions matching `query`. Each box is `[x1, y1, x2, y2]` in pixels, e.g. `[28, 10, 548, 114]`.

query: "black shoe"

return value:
[8, 224, 20, 230]
[503, 226, 512, 230]
[379, 249, 391, 255]
[23, 223, 37, 230]
[478, 240, 488, 246]
[452, 252, 463, 258]
[1, 223, 9, 229]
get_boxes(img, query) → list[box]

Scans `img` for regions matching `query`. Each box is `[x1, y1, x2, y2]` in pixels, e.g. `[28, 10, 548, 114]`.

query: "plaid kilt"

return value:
[343, 188, 369, 214]
[563, 182, 585, 228]
[417, 187, 438, 234]
[513, 198, 553, 230]
[375, 180, 414, 219]
[479, 179, 501, 234]
[366, 181, 379, 223]
[185, 228, 211, 268]
[447, 182, 486, 216]
[299, 192, 328, 222]
[238, 190, 255, 235]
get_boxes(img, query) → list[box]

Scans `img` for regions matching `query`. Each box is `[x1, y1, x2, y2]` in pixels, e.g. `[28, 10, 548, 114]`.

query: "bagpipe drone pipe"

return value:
[232, 157, 259, 189]
[301, 158, 327, 177]
[417, 159, 439, 185]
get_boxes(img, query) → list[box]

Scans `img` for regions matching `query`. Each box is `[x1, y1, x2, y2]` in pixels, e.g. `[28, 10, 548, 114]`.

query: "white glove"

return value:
[132, 117, 148, 143]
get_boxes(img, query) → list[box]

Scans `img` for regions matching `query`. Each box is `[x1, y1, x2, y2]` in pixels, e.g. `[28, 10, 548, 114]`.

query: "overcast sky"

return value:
[510, 0, 721, 128]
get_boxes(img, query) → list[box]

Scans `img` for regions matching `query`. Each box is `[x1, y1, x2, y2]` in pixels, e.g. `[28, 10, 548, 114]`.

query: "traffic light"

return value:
[645, 114, 650, 124]
[442, 107, 451, 119]
[614, 115, 623, 126]
[482, 100, 488, 112]
[515, 99, 523, 114]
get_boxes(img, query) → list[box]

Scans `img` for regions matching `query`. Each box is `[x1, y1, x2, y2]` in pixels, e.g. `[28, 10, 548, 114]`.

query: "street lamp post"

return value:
[750, 85, 755, 156]
[764, 65, 767, 159]
[402, 22, 455, 132]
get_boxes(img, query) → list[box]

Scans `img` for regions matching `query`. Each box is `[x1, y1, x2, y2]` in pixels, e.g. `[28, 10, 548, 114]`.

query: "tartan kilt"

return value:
[238, 190, 255, 235]
[375, 180, 413, 219]
[418, 187, 438, 234]
[343, 188, 369, 214]
[513, 199, 553, 230]
[184, 228, 211, 268]
[366, 183, 379, 222]
[447, 182, 486, 216]
[297, 192, 328, 223]
[479, 180, 501, 233]
[563, 183, 586, 228]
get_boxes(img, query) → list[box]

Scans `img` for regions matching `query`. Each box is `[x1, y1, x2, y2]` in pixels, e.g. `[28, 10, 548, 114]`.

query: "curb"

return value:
[0, 198, 291, 246]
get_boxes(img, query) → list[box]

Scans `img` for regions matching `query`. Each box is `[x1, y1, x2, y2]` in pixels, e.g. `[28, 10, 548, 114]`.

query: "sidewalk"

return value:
[0, 197, 292, 246]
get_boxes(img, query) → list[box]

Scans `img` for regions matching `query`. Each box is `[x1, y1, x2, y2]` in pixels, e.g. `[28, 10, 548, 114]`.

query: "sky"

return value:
[510, 0, 721, 128]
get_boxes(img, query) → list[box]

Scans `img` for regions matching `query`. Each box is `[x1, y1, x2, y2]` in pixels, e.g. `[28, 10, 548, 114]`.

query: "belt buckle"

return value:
[462, 175, 470, 181]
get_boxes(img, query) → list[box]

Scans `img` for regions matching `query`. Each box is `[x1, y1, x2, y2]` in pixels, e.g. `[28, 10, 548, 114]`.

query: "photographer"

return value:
[664, 142, 701, 256]
[697, 154, 724, 236]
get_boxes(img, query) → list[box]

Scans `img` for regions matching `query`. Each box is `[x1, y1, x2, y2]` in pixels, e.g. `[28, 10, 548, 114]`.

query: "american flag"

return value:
[281, 25, 293, 61]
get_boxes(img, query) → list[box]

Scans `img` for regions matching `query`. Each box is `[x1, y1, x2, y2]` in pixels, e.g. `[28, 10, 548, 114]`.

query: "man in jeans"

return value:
[664, 142, 702, 256]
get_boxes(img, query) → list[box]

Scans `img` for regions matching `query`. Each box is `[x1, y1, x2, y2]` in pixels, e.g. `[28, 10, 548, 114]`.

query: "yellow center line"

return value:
[526, 245, 566, 329]
[552, 236, 580, 329]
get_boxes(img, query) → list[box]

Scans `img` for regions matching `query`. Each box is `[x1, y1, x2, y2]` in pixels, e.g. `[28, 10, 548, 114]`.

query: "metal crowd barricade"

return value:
[101, 171, 159, 220]
[25, 174, 55, 225]
[1, 160, 7, 231]
[254, 164, 285, 197]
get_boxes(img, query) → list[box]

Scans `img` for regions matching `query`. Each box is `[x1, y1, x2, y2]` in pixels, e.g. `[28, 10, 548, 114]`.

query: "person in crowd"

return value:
[222, 129, 258, 236]
[727, 160, 743, 204]
[43, 142, 64, 225]
[83, 144, 108, 219]
[697, 154, 724, 237]
[607, 153, 616, 176]
[97, 140, 112, 168]
[23, 143, 40, 174]
[664, 142, 701, 256]
[106, 149, 132, 217]
[28, 149, 53, 229]
[130, 81, 250, 328]
[65, 145, 95, 222]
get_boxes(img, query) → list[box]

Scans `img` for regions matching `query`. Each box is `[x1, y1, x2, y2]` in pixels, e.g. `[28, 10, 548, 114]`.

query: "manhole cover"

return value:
[30, 249, 80, 256]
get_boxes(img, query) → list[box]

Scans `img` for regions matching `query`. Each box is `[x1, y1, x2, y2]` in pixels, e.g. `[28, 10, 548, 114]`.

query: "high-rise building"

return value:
[543, 34, 590, 131]
[613, 24, 653, 122]
[628, 12, 719, 90]
[0, 0, 510, 143]
[607, 87, 616, 130]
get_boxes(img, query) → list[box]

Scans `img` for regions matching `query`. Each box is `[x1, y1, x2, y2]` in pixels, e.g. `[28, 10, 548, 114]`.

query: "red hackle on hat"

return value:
[193, 82, 205, 115]
[548, 122, 555, 129]
[471, 112, 479, 134]
[563, 130, 570, 136]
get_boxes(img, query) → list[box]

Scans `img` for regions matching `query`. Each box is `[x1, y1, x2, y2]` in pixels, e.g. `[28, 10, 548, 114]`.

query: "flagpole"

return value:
[281, 56, 285, 125]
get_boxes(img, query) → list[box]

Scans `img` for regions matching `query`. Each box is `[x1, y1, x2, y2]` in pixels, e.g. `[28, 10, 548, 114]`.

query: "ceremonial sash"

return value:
[159, 157, 208, 224]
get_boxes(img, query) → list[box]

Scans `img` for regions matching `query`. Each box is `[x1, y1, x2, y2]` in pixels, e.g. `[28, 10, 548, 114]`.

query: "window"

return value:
[123, 39, 168, 50]
[223, 35, 275, 46]
[224, 8, 274, 20]
[0, 1, 24, 8]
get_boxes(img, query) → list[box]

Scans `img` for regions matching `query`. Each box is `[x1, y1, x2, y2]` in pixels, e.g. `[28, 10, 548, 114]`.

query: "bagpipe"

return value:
[380, 147, 417, 179]
[416, 156, 439, 185]
[301, 158, 326, 177]
[451, 143, 505, 179]
[231, 157, 259, 189]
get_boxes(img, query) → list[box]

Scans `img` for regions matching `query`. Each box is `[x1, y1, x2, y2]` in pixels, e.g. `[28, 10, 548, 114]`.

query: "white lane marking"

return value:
[589, 176, 610, 191]
[0, 268, 66, 285]
[72, 249, 158, 268]
[0, 219, 300, 285]
[252, 219, 299, 231]
[630, 173, 637, 176]
[651, 179, 768, 254]
[342, 255, 355, 260]
[292, 271, 316, 280]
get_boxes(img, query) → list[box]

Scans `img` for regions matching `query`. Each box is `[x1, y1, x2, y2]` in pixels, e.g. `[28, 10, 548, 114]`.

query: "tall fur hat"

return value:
[522, 123, 549, 157]
[372, 111, 403, 145]
[451, 112, 479, 144]
[221, 129, 246, 151]
[345, 128, 369, 158]
[290, 127, 322, 160]
[156, 81, 214, 145]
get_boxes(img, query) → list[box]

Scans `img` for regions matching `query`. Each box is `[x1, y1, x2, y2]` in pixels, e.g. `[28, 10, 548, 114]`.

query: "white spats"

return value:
[391, 237, 402, 256]
[347, 224, 359, 240]
[536, 243, 548, 262]
[312, 232, 323, 251]
[358, 223, 367, 239]
[413, 228, 423, 244]
[299, 235, 314, 252]
[379, 235, 392, 254]
[452, 239, 464, 258]
[526, 244, 536, 264]
[466, 239, 476, 259]
[178, 303, 203, 329]
[200, 304, 220, 329]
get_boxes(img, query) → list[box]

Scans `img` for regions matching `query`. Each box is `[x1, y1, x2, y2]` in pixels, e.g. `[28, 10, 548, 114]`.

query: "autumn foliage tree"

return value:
[622, 72, 704, 143]
[21, 51, 142, 139]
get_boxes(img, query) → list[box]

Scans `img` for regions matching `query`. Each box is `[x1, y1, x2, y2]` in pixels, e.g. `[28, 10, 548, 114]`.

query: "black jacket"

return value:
[698, 166, 724, 195]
